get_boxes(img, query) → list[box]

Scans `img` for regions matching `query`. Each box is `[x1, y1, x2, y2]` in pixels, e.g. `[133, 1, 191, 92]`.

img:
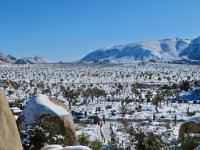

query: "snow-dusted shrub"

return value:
[179, 133, 200, 150]
[89, 139, 102, 150]
[134, 130, 167, 150]
[21, 116, 69, 150]
[77, 133, 90, 146]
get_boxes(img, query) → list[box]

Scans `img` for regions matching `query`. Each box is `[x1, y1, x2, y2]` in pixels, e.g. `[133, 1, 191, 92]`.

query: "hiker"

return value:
[103, 115, 106, 124]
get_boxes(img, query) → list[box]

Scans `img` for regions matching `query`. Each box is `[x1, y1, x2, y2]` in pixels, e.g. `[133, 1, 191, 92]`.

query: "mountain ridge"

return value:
[81, 37, 200, 64]
[0, 53, 50, 64]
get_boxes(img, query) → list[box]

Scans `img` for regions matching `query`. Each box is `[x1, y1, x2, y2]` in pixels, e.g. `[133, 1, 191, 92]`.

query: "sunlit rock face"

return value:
[0, 90, 23, 150]
[179, 115, 200, 139]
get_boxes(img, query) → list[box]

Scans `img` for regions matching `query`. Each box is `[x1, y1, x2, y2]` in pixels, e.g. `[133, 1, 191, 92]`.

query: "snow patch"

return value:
[41, 145, 92, 150]
[20, 94, 69, 129]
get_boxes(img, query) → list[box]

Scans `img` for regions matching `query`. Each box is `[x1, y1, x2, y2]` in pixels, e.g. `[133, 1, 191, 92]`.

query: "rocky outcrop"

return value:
[179, 116, 200, 139]
[17, 94, 76, 145]
[0, 90, 23, 150]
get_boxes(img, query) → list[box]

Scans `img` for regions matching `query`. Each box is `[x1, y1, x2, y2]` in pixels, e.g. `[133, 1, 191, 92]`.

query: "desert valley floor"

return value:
[1, 62, 200, 149]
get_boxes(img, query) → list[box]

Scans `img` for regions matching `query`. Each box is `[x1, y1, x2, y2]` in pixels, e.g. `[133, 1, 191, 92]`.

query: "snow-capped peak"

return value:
[14, 56, 50, 64]
[0, 51, 51, 64]
[81, 37, 200, 63]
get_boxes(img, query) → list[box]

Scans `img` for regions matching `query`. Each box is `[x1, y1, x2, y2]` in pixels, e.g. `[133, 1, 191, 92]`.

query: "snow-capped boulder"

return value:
[41, 145, 92, 150]
[0, 90, 22, 150]
[179, 115, 200, 139]
[17, 94, 76, 145]
[61, 146, 92, 150]
[40, 145, 63, 150]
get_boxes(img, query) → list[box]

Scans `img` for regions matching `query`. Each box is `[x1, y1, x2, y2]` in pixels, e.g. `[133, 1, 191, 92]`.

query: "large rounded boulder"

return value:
[41, 145, 92, 150]
[179, 115, 200, 139]
[0, 90, 23, 150]
[17, 94, 76, 145]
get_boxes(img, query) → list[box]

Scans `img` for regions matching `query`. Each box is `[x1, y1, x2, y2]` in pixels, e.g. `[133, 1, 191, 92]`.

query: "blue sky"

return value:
[0, 0, 200, 62]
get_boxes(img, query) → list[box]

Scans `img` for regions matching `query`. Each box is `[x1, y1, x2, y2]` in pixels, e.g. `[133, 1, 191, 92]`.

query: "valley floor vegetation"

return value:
[0, 62, 200, 149]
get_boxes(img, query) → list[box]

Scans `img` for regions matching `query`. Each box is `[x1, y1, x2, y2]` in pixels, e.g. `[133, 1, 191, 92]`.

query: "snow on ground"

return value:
[186, 115, 200, 123]
[76, 123, 103, 142]
[0, 63, 200, 149]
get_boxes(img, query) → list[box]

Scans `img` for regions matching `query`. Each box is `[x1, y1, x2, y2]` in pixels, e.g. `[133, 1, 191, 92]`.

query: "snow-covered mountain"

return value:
[81, 37, 200, 63]
[7, 55, 18, 62]
[0, 53, 12, 63]
[14, 56, 50, 64]
[0, 52, 50, 64]
[180, 37, 200, 61]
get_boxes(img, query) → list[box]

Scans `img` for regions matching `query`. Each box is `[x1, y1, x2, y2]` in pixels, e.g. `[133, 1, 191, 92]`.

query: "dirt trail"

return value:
[101, 122, 111, 144]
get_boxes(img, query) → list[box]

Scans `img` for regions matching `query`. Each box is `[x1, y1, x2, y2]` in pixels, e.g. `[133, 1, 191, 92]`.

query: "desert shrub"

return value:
[106, 105, 112, 109]
[77, 133, 102, 150]
[121, 119, 129, 130]
[111, 109, 117, 116]
[180, 80, 190, 92]
[77, 133, 90, 146]
[134, 130, 167, 150]
[187, 111, 196, 116]
[21, 116, 68, 150]
[179, 133, 200, 150]
[89, 139, 102, 150]
[96, 107, 101, 111]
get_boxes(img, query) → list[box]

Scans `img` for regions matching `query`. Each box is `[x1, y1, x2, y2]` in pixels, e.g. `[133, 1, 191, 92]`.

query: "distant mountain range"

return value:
[81, 36, 200, 64]
[1, 36, 200, 64]
[0, 53, 50, 64]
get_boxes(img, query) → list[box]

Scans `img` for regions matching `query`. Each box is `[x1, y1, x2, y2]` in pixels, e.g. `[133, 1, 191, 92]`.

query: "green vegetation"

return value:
[77, 133, 90, 146]
[89, 140, 102, 150]
[180, 80, 191, 92]
[21, 116, 68, 150]
[77, 133, 102, 150]
[135, 130, 167, 150]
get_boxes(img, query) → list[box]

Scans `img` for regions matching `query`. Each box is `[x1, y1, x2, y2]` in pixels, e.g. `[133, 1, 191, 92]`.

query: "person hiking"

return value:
[103, 115, 106, 124]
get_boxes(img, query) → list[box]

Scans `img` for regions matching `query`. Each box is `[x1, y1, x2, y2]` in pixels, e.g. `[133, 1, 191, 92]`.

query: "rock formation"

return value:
[179, 116, 200, 139]
[41, 145, 92, 150]
[17, 94, 76, 145]
[0, 90, 23, 150]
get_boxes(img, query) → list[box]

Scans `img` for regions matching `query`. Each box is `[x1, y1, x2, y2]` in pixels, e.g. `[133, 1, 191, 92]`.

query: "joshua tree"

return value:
[153, 92, 164, 113]
[131, 84, 141, 101]
[62, 87, 80, 109]
[82, 89, 90, 101]
[101, 90, 107, 102]
[121, 99, 130, 116]
[110, 90, 116, 102]
[36, 81, 45, 91]
[87, 88, 95, 102]
[145, 90, 153, 105]
[114, 83, 123, 96]
[94, 87, 101, 104]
